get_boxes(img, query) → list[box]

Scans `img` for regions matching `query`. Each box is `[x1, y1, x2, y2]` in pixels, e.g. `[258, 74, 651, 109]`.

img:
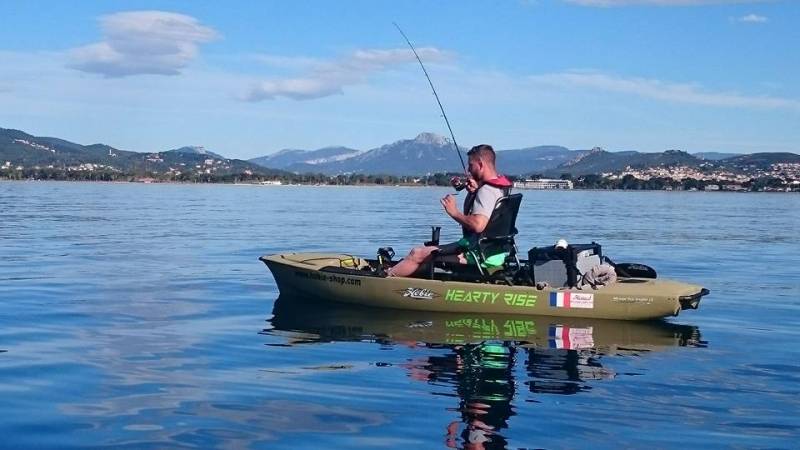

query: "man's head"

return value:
[466, 144, 497, 181]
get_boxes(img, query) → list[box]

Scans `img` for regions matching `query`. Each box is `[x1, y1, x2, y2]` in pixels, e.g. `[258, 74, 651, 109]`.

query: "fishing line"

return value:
[394, 22, 467, 176]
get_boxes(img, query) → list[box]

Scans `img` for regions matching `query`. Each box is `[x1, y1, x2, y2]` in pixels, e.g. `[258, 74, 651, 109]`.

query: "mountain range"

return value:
[246, 132, 799, 177]
[2, 127, 798, 178]
[248, 133, 589, 176]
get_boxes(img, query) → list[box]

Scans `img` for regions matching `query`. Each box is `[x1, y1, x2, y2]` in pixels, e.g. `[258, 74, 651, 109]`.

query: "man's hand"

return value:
[465, 177, 478, 193]
[441, 194, 459, 217]
[450, 176, 467, 191]
[441, 191, 489, 234]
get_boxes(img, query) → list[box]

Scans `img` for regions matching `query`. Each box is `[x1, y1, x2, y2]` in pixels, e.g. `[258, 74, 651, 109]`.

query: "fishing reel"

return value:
[450, 176, 468, 191]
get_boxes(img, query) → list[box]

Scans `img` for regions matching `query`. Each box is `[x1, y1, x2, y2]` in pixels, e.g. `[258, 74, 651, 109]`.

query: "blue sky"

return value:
[1, 0, 797, 159]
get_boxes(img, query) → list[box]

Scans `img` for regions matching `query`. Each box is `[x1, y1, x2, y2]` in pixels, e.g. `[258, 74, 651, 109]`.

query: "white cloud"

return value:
[528, 71, 800, 110]
[244, 47, 452, 101]
[736, 13, 768, 23]
[564, 0, 767, 6]
[67, 11, 218, 77]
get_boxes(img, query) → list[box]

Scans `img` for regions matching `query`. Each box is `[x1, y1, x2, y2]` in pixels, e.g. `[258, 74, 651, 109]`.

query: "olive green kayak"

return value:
[270, 294, 701, 350]
[260, 252, 708, 320]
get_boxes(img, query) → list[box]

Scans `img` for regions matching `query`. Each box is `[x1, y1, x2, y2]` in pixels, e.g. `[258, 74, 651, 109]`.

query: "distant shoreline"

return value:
[2, 178, 797, 193]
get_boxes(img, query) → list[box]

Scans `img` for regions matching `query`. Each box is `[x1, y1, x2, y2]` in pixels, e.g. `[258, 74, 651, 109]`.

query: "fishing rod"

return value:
[394, 22, 468, 178]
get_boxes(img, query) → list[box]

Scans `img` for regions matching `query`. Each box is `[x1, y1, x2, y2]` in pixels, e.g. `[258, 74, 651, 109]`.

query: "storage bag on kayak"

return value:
[569, 243, 603, 284]
[528, 246, 570, 287]
[528, 242, 604, 287]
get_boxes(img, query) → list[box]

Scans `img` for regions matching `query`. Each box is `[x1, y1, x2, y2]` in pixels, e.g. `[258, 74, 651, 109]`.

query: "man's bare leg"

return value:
[388, 246, 466, 277]
[387, 245, 438, 277]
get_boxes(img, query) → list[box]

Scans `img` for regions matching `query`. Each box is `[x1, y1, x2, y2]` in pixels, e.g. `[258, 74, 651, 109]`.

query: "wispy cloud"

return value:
[67, 11, 218, 77]
[244, 47, 452, 101]
[564, 0, 767, 6]
[249, 54, 323, 71]
[528, 71, 800, 110]
[735, 13, 768, 23]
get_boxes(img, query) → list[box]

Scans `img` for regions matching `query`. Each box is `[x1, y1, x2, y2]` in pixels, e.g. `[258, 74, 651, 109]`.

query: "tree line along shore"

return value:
[1, 167, 797, 192]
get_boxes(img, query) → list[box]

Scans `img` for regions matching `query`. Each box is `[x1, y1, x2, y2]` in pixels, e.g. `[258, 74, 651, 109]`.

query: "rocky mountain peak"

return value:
[414, 132, 449, 146]
[166, 146, 224, 159]
[566, 147, 605, 166]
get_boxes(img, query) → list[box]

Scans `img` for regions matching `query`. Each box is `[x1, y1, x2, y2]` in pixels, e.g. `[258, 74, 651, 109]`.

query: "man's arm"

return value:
[441, 195, 490, 234]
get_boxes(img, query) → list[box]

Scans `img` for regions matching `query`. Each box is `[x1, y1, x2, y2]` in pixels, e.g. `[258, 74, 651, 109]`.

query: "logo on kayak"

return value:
[400, 287, 436, 300]
[611, 296, 653, 305]
[444, 289, 537, 308]
[549, 291, 594, 309]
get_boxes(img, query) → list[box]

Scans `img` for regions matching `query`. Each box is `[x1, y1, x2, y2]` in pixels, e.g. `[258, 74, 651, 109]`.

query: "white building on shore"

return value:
[514, 178, 573, 190]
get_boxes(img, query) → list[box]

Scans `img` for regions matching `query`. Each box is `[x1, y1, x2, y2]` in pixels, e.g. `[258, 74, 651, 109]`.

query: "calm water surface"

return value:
[0, 181, 798, 449]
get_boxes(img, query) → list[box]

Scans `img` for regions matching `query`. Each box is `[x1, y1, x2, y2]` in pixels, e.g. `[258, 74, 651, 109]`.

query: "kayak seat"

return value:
[469, 193, 523, 274]
[434, 193, 523, 283]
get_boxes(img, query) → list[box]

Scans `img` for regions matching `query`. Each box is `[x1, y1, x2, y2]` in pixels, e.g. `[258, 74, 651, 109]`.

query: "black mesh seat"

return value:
[433, 193, 523, 283]
[467, 193, 522, 278]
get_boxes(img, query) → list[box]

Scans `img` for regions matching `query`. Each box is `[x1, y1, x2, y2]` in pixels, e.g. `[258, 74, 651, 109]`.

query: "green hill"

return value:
[0, 127, 288, 180]
[721, 152, 800, 169]
[548, 149, 704, 177]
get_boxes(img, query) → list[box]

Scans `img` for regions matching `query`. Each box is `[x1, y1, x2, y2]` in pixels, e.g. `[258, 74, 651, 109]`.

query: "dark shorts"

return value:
[436, 240, 466, 256]
[437, 234, 478, 253]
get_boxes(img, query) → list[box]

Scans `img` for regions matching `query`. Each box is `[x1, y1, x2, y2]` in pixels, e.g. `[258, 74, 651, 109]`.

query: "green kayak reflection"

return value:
[269, 294, 701, 351]
[267, 295, 704, 449]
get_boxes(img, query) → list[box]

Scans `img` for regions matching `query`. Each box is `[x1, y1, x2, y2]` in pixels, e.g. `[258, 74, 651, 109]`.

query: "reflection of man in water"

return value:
[404, 342, 616, 449]
[407, 342, 515, 449]
[448, 343, 515, 449]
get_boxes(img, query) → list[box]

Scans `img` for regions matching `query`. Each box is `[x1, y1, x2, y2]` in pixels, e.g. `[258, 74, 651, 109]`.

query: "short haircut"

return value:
[467, 144, 496, 166]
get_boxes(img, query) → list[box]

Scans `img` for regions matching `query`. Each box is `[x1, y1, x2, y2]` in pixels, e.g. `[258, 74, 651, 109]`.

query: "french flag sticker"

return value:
[549, 291, 571, 308]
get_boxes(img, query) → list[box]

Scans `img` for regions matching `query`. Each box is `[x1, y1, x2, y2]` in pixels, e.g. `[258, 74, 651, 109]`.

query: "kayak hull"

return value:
[260, 253, 708, 321]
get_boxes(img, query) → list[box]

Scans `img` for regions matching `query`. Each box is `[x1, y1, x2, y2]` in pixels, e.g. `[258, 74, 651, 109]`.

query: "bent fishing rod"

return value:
[394, 23, 468, 178]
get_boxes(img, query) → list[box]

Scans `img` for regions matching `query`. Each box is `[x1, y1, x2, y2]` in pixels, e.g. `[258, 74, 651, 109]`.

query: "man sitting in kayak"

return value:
[388, 144, 512, 277]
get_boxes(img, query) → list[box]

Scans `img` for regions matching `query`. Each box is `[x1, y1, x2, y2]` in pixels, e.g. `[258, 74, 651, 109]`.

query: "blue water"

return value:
[1, 181, 798, 449]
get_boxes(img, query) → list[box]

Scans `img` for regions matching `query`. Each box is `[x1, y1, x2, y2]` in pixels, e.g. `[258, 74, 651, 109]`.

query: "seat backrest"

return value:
[481, 193, 523, 239]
